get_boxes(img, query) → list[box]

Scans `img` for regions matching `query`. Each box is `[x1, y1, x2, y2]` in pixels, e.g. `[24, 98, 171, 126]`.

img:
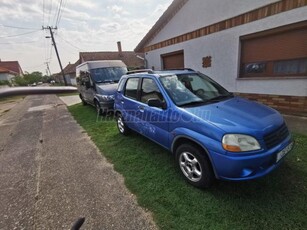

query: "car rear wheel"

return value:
[116, 113, 130, 135]
[79, 94, 87, 105]
[176, 144, 214, 188]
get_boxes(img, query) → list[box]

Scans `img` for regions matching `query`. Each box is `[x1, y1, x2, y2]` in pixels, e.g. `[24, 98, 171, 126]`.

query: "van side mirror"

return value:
[85, 80, 91, 89]
[147, 98, 167, 109]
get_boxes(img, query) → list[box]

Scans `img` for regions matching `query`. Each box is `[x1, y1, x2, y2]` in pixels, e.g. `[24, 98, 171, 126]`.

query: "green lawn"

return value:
[69, 104, 307, 230]
[57, 92, 79, 97]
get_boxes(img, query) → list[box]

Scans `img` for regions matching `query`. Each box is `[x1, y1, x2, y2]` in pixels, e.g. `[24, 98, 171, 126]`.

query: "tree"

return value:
[13, 76, 28, 86]
[23, 71, 43, 84]
[13, 71, 44, 86]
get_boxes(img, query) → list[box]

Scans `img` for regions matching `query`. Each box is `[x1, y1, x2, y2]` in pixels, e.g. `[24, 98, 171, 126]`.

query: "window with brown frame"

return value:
[240, 21, 307, 78]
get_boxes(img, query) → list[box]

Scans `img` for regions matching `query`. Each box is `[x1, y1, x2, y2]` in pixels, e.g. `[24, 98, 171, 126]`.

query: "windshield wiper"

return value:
[179, 100, 206, 107]
[205, 93, 234, 103]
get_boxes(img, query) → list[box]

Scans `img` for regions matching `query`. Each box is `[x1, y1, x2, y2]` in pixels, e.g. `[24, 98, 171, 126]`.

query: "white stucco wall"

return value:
[149, 0, 280, 46]
[145, 4, 307, 96]
[0, 73, 15, 81]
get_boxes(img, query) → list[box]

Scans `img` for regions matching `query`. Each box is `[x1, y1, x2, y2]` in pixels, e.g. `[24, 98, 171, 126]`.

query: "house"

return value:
[0, 60, 23, 82]
[135, 0, 307, 116]
[62, 60, 80, 85]
[62, 42, 145, 85]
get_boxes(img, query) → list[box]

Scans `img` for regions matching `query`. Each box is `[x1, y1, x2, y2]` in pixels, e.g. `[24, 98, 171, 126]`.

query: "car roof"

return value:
[125, 69, 197, 79]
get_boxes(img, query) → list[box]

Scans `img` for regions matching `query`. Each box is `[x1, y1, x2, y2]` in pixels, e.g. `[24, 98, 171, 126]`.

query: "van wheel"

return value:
[94, 100, 102, 115]
[116, 113, 130, 135]
[80, 94, 87, 105]
[176, 144, 214, 188]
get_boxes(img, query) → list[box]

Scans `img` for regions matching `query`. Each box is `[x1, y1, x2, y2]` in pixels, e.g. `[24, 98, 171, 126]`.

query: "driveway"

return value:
[0, 95, 157, 229]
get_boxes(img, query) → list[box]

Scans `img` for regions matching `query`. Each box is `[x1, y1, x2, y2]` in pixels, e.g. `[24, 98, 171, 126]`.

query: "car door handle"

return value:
[120, 99, 124, 104]
[138, 105, 145, 112]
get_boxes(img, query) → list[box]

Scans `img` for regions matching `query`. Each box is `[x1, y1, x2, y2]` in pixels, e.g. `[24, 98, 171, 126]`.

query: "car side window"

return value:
[124, 78, 139, 100]
[141, 78, 164, 104]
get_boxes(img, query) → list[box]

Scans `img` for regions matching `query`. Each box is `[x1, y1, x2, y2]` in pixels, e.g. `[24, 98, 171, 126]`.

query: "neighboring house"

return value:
[63, 61, 80, 85]
[79, 42, 145, 69]
[62, 42, 144, 85]
[0, 60, 23, 82]
[135, 0, 307, 116]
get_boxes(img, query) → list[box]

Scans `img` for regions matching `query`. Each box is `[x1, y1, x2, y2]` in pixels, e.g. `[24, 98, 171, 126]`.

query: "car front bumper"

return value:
[210, 135, 293, 181]
[99, 100, 114, 112]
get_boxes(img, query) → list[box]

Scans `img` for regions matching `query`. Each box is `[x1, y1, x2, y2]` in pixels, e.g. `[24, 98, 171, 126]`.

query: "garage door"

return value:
[162, 51, 184, 70]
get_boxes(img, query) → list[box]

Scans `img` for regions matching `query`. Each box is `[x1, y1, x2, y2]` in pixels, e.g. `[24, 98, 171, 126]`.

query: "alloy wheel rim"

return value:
[117, 117, 125, 133]
[179, 152, 202, 182]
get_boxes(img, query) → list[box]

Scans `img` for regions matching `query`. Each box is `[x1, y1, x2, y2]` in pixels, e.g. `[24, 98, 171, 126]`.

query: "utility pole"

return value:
[43, 26, 68, 86]
[45, 62, 51, 76]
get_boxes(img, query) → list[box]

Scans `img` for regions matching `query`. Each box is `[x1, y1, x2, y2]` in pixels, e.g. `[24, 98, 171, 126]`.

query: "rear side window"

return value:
[124, 78, 139, 100]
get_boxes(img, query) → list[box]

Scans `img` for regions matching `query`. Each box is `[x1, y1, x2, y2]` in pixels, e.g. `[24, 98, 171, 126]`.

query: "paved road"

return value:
[0, 95, 157, 229]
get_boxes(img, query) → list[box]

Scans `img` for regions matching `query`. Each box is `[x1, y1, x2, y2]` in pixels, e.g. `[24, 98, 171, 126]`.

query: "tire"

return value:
[116, 113, 130, 135]
[80, 94, 87, 105]
[175, 144, 214, 188]
[94, 100, 103, 116]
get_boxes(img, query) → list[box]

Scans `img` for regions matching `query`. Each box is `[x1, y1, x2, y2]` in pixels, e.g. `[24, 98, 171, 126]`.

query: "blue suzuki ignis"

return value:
[114, 69, 293, 188]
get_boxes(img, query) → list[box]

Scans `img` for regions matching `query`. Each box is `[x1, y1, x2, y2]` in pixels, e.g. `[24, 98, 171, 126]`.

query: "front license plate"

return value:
[276, 142, 293, 163]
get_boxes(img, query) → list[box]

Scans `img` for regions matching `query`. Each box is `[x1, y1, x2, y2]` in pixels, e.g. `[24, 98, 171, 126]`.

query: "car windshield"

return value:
[159, 73, 233, 107]
[90, 67, 127, 83]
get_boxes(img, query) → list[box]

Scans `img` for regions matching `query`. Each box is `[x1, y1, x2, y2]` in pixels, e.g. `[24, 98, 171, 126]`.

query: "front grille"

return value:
[264, 123, 289, 149]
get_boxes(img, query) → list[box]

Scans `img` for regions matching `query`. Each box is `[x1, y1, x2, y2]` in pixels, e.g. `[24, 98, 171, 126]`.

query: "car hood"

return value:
[183, 97, 284, 136]
[96, 83, 118, 95]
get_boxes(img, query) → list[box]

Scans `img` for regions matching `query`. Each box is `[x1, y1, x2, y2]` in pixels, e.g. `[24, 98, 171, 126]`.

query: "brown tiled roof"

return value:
[135, 0, 188, 52]
[80, 51, 145, 68]
[63, 51, 144, 75]
[63, 60, 80, 74]
[0, 67, 11, 74]
[0, 61, 23, 75]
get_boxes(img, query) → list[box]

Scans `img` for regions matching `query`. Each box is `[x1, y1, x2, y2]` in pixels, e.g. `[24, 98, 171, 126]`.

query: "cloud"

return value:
[66, 0, 97, 9]
[0, 0, 173, 73]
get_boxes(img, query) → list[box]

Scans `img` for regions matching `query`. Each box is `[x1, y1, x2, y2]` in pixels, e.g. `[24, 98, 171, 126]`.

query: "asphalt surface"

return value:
[0, 95, 157, 230]
[0, 86, 77, 97]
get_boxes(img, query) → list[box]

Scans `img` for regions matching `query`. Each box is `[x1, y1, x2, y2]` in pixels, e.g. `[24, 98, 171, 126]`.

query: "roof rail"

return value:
[164, 68, 195, 71]
[127, 69, 154, 74]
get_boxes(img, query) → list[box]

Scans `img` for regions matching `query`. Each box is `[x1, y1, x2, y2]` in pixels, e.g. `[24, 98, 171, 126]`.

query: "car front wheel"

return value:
[94, 100, 103, 115]
[176, 144, 214, 188]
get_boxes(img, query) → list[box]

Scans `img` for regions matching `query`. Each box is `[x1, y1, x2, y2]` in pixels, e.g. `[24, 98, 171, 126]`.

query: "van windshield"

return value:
[160, 73, 233, 107]
[90, 67, 127, 83]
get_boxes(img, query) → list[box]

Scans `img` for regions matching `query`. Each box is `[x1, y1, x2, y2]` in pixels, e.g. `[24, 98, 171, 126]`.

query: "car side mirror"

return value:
[147, 98, 167, 109]
[85, 80, 91, 89]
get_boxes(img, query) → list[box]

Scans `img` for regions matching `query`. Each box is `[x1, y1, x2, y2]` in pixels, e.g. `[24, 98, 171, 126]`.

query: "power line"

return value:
[55, 0, 64, 28]
[56, 0, 67, 28]
[0, 30, 41, 38]
[0, 24, 40, 30]
[0, 40, 40, 45]
[57, 34, 83, 51]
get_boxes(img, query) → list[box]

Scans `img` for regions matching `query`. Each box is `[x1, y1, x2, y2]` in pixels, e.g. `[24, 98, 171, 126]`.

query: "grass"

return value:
[69, 104, 307, 230]
[57, 92, 79, 97]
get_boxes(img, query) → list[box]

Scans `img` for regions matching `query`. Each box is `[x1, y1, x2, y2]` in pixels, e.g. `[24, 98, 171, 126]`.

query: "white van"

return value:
[76, 60, 127, 115]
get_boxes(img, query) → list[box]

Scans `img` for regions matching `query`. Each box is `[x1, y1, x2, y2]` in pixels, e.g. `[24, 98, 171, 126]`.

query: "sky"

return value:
[0, 0, 173, 75]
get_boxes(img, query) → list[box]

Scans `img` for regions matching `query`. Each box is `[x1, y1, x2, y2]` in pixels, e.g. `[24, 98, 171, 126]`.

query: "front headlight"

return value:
[98, 94, 114, 101]
[222, 134, 261, 152]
